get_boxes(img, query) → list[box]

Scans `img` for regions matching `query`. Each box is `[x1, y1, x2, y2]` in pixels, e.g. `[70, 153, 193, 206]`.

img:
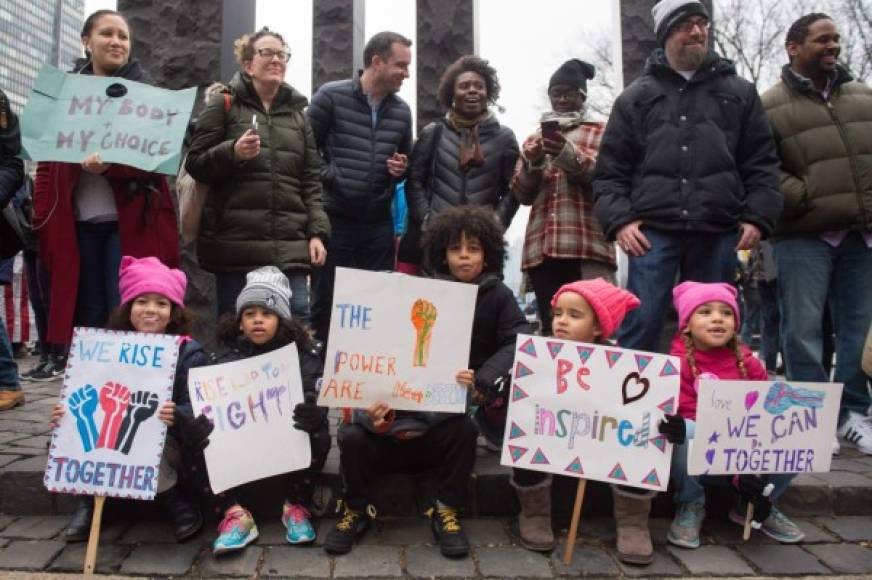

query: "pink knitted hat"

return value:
[118, 256, 187, 307]
[550, 278, 641, 339]
[672, 281, 740, 331]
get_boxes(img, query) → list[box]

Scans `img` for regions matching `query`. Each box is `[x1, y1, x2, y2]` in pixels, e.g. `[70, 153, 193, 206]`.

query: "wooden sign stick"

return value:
[83, 495, 106, 575]
[562, 479, 587, 565]
[742, 502, 754, 540]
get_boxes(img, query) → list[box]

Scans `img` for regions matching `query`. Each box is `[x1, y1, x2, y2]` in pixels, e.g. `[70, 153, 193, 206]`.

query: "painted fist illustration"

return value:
[68, 385, 99, 452]
[116, 390, 160, 455]
[97, 382, 130, 449]
[410, 299, 438, 367]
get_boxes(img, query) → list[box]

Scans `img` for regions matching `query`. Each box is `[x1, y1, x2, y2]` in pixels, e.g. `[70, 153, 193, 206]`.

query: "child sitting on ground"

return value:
[666, 281, 804, 548]
[206, 266, 329, 555]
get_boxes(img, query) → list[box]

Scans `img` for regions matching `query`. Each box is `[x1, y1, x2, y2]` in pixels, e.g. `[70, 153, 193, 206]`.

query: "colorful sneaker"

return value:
[426, 503, 469, 558]
[667, 502, 705, 549]
[323, 501, 371, 555]
[838, 412, 872, 455]
[281, 502, 316, 544]
[213, 507, 258, 555]
[729, 505, 804, 543]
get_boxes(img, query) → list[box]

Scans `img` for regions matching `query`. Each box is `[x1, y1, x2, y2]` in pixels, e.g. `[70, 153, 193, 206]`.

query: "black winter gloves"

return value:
[657, 414, 686, 444]
[176, 410, 214, 451]
[735, 475, 773, 525]
[293, 391, 324, 433]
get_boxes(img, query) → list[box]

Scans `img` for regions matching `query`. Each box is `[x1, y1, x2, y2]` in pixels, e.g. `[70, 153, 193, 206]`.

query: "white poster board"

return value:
[501, 335, 680, 491]
[317, 267, 477, 413]
[688, 380, 843, 475]
[188, 343, 310, 493]
[44, 328, 179, 500]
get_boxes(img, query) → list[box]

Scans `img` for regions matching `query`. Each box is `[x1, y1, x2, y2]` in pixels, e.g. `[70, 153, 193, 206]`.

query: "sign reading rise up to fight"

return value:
[501, 335, 680, 492]
[44, 328, 179, 500]
[20, 65, 196, 174]
[187, 343, 310, 494]
[317, 267, 477, 413]
[688, 380, 843, 476]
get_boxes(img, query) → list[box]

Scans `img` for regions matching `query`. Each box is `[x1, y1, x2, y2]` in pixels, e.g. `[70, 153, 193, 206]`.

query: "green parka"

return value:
[186, 73, 330, 272]
[762, 65, 872, 237]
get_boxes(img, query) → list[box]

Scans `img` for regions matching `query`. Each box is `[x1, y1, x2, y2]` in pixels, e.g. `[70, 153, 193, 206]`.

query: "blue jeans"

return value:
[671, 420, 794, 505]
[0, 317, 20, 391]
[311, 219, 395, 342]
[775, 232, 872, 423]
[740, 280, 780, 371]
[75, 221, 121, 329]
[617, 227, 739, 352]
[216, 269, 310, 325]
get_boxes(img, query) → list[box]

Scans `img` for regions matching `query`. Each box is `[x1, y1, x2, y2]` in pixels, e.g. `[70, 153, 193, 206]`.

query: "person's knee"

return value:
[338, 424, 371, 453]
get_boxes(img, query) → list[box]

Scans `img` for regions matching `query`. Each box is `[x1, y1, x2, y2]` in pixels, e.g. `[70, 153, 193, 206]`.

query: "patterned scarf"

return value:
[445, 109, 490, 171]
[539, 109, 586, 131]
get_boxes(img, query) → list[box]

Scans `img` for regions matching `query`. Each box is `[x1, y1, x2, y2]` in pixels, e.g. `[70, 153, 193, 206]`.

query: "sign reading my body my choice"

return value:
[19, 65, 196, 175]
[317, 267, 477, 413]
[44, 328, 179, 500]
[688, 380, 843, 476]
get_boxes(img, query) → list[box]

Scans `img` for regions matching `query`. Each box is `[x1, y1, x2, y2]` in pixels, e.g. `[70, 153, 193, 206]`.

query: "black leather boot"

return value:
[159, 487, 204, 541]
[63, 496, 94, 542]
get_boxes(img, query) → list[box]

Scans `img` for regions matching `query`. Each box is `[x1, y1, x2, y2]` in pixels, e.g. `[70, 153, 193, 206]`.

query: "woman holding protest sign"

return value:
[185, 28, 330, 323]
[31, 9, 179, 381]
[50, 256, 206, 543]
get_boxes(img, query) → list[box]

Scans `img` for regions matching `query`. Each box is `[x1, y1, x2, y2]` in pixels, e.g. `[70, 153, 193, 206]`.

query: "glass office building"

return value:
[0, 0, 85, 112]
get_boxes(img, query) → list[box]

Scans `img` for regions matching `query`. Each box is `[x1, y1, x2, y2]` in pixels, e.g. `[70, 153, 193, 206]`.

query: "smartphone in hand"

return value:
[251, 114, 259, 133]
[540, 120, 560, 141]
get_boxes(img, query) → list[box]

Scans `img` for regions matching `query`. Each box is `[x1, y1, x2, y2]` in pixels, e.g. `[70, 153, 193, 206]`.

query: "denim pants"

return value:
[311, 219, 395, 342]
[216, 269, 311, 325]
[74, 221, 121, 329]
[617, 227, 739, 352]
[527, 258, 616, 336]
[0, 317, 20, 391]
[774, 232, 872, 424]
[740, 280, 780, 371]
[671, 420, 794, 505]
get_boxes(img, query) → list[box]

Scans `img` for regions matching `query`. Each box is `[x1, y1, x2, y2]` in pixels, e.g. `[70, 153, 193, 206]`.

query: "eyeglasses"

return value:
[256, 48, 290, 62]
[674, 17, 711, 33]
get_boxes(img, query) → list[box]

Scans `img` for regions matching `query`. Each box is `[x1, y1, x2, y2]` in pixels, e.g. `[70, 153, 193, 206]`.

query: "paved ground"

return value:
[2, 355, 872, 577]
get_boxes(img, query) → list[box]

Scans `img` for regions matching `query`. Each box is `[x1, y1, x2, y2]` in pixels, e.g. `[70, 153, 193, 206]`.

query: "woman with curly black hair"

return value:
[401, 56, 520, 272]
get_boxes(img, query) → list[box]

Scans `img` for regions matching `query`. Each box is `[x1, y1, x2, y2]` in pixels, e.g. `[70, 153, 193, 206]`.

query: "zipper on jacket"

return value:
[267, 112, 279, 256]
[826, 100, 868, 226]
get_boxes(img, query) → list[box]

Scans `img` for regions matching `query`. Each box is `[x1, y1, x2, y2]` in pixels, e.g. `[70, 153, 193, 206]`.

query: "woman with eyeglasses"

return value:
[185, 28, 330, 323]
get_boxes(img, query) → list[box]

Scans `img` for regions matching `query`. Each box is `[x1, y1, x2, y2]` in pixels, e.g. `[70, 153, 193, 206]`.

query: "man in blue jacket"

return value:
[307, 31, 413, 342]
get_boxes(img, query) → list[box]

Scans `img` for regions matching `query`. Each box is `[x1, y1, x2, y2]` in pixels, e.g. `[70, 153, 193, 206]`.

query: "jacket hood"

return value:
[780, 63, 854, 95]
[645, 48, 735, 79]
[71, 57, 149, 82]
[229, 71, 308, 112]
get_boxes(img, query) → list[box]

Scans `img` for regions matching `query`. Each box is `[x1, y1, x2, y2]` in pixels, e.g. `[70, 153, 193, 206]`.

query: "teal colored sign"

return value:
[20, 65, 196, 175]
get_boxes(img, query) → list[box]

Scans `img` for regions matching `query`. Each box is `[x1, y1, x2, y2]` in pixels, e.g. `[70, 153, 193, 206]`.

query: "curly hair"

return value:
[436, 55, 501, 111]
[107, 302, 194, 336]
[234, 27, 287, 66]
[421, 205, 506, 277]
[216, 312, 313, 352]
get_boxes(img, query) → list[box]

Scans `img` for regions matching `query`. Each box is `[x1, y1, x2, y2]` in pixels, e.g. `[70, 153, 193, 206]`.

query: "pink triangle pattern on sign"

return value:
[660, 359, 678, 377]
[509, 422, 526, 440]
[658, 397, 676, 414]
[605, 350, 623, 369]
[512, 384, 529, 402]
[546, 341, 564, 359]
[649, 435, 668, 453]
[515, 361, 534, 379]
[518, 337, 537, 358]
[634, 354, 653, 373]
[641, 468, 661, 487]
[608, 462, 628, 481]
[531, 448, 550, 465]
[576, 345, 595, 364]
[508, 445, 528, 463]
[565, 457, 584, 475]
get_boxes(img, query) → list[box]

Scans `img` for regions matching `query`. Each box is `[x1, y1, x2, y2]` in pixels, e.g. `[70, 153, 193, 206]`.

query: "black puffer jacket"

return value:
[185, 73, 329, 273]
[406, 116, 520, 229]
[593, 50, 782, 239]
[0, 90, 23, 208]
[307, 75, 412, 224]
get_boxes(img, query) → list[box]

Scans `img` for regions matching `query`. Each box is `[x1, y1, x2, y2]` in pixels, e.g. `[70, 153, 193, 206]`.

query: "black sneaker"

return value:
[427, 503, 469, 558]
[159, 487, 204, 541]
[20, 357, 50, 382]
[64, 496, 94, 542]
[28, 357, 66, 382]
[323, 502, 370, 554]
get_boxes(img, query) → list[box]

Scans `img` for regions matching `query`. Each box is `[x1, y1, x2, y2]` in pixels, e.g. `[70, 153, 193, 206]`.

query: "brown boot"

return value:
[611, 486, 654, 565]
[510, 475, 555, 551]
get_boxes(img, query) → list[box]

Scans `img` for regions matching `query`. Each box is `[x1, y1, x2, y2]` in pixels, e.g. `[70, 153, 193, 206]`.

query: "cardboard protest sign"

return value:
[188, 343, 310, 494]
[688, 380, 842, 476]
[44, 328, 180, 500]
[501, 335, 680, 492]
[19, 64, 196, 174]
[317, 267, 477, 413]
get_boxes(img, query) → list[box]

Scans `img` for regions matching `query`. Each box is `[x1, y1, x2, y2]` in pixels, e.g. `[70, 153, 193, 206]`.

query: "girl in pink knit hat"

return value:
[666, 281, 804, 550]
[49, 256, 206, 544]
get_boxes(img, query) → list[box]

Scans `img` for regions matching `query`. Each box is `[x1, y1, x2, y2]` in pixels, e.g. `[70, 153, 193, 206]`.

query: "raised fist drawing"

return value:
[68, 385, 99, 452]
[116, 390, 160, 454]
[410, 299, 438, 367]
[97, 382, 130, 449]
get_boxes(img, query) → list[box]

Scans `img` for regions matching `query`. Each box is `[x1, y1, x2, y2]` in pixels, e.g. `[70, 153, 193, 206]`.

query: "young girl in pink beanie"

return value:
[50, 256, 207, 544]
[666, 281, 804, 550]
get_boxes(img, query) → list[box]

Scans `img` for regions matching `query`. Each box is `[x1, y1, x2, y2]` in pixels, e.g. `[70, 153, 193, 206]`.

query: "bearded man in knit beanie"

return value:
[593, 0, 782, 353]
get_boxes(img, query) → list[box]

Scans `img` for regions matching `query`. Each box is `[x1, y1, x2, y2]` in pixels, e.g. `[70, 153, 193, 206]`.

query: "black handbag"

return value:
[0, 176, 33, 260]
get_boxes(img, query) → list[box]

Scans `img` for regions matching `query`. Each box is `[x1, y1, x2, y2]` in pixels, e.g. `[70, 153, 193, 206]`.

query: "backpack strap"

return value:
[223, 92, 232, 114]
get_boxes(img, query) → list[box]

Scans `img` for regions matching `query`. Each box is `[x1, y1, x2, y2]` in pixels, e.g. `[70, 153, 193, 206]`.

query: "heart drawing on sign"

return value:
[621, 372, 650, 405]
[705, 449, 715, 465]
[745, 390, 759, 411]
